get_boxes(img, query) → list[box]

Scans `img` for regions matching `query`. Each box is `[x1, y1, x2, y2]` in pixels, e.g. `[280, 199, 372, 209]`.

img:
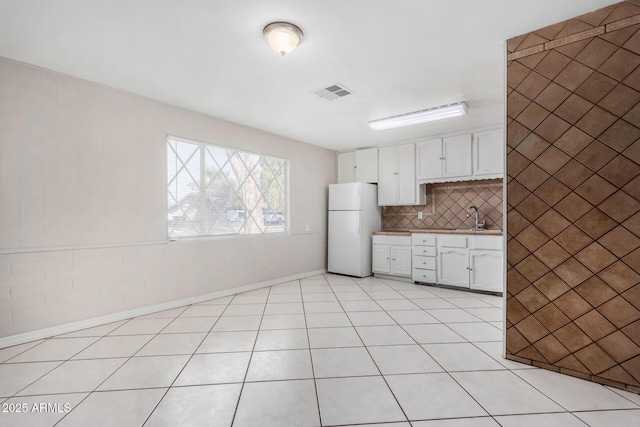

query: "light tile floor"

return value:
[0, 274, 639, 427]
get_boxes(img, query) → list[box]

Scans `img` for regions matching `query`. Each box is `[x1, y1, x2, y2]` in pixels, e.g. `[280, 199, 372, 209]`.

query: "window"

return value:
[167, 135, 289, 238]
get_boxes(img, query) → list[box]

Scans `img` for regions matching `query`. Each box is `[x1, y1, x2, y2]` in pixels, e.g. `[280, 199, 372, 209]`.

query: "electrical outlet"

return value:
[305, 224, 309, 232]
[418, 212, 423, 220]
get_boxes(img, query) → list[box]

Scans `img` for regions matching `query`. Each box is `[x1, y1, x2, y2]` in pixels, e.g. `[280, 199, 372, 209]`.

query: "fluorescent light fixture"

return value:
[369, 102, 468, 131]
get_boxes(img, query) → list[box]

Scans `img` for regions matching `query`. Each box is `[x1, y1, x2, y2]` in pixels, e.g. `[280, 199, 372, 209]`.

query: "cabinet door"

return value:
[443, 134, 472, 178]
[372, 245, 391, 274]
[355, 148, 379, 183]
[416, 138, 443, 180]
[474, 129, 504, 176]
[438, 248, 469, 288]
[469, 250, 503, 293]
[378, 146, 398, 206]
[337, 152, 356, 183]
[396, 143, 417, 205]
[391, 246, 412, 276]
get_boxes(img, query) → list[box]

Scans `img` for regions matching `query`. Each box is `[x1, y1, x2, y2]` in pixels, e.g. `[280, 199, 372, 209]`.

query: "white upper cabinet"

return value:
[337, 151, 356, 183]
[396, 143, 418, 204]
[337, 148, 378, 183]
[355, 148, 379, 183]
[473, 129, 504, 177]
[378, 146, 400, 205]
[443, 134, 473, 178]
[378, 143, 424, 206]
[416, 129, 503, 183]
[415, 138, 442, 180]
[417, 134, 472, 181]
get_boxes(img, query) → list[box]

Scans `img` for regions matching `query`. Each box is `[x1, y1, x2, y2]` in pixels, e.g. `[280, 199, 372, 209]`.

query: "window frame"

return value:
[166, 134, 290, 240]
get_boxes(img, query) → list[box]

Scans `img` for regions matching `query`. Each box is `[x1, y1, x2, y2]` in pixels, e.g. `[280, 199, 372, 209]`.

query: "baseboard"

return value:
[0, 269, 327, 350]
[373, 273, 414, 283]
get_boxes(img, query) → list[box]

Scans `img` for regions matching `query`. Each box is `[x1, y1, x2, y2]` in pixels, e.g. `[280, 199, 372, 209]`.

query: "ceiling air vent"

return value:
[313, 84, 353, 100]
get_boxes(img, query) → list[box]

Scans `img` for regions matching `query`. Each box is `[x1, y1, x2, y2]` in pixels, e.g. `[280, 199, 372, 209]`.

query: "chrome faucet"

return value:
[466, 205, 485, 230]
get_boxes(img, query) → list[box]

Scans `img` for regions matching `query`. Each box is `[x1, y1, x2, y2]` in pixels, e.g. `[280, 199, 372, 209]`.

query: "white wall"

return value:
[0, 57, 335, 340]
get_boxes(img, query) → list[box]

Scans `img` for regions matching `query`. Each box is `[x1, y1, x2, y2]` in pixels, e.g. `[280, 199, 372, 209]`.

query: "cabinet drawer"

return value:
[473, 236, 503, 250]
[413, 246, 436, 257]
[438, 236, 467, 248]
[413, 255, 435, 269]
[373, 235, 411, 246]
[412, 234, 436, 246]
[413, 268, 436, 283]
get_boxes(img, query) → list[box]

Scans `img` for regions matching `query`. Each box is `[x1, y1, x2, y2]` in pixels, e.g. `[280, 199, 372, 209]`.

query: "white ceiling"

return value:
[0, 0, 620, 151]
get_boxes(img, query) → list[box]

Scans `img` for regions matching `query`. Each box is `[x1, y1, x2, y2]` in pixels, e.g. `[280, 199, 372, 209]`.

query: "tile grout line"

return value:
[227, 285, 272, 427]
[302, 276, 324, 427]
[4, 320, 129, 424]
[510, 368, 640, 417]
[0, 319, 131, 411]
[4, 274, 639, 425]
[374, 277, 507, 422]
[51, 316, 149, 425]
[328, 274, 412, 425]
[51, 301, 216, 424]
[137, 296, 235, 426]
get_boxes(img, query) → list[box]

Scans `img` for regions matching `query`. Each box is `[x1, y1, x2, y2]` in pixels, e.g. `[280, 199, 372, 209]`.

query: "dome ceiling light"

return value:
[263, 22, 303, 56]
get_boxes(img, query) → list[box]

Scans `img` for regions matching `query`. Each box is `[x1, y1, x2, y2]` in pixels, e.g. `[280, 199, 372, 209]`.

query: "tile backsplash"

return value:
[382, 179, 503, 231]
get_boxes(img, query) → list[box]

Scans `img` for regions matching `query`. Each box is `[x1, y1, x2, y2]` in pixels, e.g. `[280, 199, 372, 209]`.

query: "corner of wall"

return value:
[505, 1, 640, 393]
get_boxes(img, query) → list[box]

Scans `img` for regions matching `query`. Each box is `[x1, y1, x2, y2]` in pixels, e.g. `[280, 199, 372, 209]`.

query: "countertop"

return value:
[373, 229, 503, 236]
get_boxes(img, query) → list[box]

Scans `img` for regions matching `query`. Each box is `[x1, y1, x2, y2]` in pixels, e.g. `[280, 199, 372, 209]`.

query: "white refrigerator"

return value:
[328, 182, 382, 277]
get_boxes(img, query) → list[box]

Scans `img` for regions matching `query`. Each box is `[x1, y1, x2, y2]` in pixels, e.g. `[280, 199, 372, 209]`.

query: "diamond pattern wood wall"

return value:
[506, 1, 640, 393]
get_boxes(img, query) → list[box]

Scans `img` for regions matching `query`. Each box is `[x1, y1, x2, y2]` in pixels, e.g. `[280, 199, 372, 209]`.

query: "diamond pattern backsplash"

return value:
[382, 179, 503, 231]
[507, 1, 640, 394]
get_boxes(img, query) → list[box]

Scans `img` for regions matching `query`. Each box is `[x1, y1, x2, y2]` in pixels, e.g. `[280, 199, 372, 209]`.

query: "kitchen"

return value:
[0, 1, 639, 426]
[328, 130, 505, 295]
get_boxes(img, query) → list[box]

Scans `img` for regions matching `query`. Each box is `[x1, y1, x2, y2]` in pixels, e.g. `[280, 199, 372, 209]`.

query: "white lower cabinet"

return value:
[390, 246, 412, 276]
[437, 236, 470, 288]
[412, 234, 436, 283]
[372, 235, 412, 277]
[412, 233, 504, 293]
[469, 250, 503, 292]
[438, 247, 470, 288]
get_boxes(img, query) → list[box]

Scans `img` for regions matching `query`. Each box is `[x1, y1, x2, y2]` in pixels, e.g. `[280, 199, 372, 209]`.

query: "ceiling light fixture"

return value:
[369, 102, 468, 131]
[263, 22, 303, 56]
